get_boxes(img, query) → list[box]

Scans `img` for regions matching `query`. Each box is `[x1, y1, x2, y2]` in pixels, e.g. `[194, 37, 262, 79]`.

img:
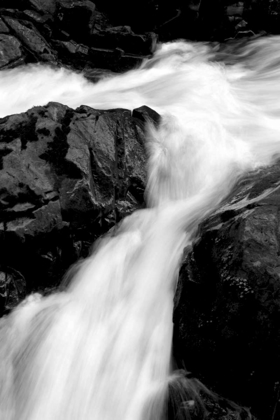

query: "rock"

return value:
[166, 371, 255, 420]
[173, 160, 280, 420]
[93, 9, 111, 32]
[2, 17, 55, 62]
[0, 34, 24, 68]
[92, 26, 157, 55]
[28, 0, 57, 16]
[0, 266, 26, 314]
[226, 4, 244, 17]
[1, 0, 280, 53]
[88, 47, 143, 72]
[52, 39, 89, 66]
[0, 18, 10, 34]
[0, 102, 159, 314]
[55, 0, 96, 42]
[132, 105, 161, 127]
[0, 2, 157, 72]
[23, 9, 53, 25]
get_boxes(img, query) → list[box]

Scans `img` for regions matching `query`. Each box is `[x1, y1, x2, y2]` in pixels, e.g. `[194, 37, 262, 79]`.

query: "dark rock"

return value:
[0, 1, 156, 72]
[82, 66, 116, 83]
[23, 9, 53, 25]
[0, 34, 24, 68]
[0, 18, 10, 34]
[95, 0, 175, 35]
[226, 4, 244, 17]
[132, 105, 161, 127]
[52, 39, 89, 63]
[173, 160, 280, 420]
[55, 0, 96, 43]
[92, 26, 157, 56]
[1, 0, 280, 52]
[28, 0, 57, 16]
[88, 47, 143, 72]
[2, 17, 55, 62]
[166, 371, 255, 420]
[0, 265, 26, 314]
[0, 102, 153, 314]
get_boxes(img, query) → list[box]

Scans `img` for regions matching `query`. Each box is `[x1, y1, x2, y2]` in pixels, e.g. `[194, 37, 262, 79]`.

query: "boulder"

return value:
[0, 102, 160, 314]
[173, 160, 280, 420]
[2, 16, 56, 62]
[0, 34, 24, 68]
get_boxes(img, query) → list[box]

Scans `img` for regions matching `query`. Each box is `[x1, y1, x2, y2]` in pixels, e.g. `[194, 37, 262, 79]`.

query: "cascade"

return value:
[1, 37, 280, 419]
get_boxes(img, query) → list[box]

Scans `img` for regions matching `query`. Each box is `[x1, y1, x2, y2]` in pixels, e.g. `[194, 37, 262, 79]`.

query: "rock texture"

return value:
[95, 1, 280, 41]
[174, 160, 280, 420]
[0, 1, 280, 74]
[0, 103, 160, 314]
[0, 0, 157, 73]
[1, 2, 280, 420]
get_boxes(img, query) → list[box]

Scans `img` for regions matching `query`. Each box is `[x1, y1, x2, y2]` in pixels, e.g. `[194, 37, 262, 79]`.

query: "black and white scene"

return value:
[0, 1, 280, 420]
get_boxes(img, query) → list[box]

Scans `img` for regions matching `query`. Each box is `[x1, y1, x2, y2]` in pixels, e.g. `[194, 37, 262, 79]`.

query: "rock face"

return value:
[173, 160, 280, 420]
[1, 3, 280, 419]
[95, 1, 280, 41]
[0, 1, 157, 73]
[0, 1, 280, 74]
[0, 103, 160, 314]
[0, 34, 24, 68]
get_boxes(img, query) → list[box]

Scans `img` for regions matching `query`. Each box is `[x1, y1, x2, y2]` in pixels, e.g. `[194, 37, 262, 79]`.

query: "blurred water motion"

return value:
[1, 36, 280, 419]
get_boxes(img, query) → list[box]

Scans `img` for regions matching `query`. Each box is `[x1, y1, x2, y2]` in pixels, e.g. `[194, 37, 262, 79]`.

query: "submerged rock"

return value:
[174, 159, 280, 420]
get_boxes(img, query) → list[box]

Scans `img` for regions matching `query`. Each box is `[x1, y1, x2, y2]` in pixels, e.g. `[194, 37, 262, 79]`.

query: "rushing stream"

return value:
[1, 37, 280, 419]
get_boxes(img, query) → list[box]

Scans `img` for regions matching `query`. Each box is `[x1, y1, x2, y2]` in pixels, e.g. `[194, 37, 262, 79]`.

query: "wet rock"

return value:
[166, 371, 255, 420]
[0, 266, 26, 314]
[93, 8, 111, 32]
[0, 102, 160, 313]
[173, 160, 280, 420]
[132, 105, 161, 127]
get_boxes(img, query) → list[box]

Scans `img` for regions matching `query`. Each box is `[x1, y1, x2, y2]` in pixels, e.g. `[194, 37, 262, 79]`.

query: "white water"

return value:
[1, 37, 280, 420]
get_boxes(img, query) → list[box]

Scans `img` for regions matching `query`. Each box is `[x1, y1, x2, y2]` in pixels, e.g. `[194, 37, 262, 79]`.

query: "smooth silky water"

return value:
[1, 37, 280, 419]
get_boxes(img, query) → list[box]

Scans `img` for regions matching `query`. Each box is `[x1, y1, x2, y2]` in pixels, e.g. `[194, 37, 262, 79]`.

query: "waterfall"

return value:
[1, 36, 280, 419]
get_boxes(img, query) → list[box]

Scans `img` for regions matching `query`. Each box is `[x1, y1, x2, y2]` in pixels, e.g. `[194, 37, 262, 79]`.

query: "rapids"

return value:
[1, 36, 280, 419]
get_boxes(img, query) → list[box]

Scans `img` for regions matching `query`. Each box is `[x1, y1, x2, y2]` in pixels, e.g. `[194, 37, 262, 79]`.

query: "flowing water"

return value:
[1, 36, 280, 420]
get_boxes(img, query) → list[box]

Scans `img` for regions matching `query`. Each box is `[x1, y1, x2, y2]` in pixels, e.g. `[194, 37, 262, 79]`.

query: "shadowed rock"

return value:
[0, 1, 157, 72]
[0, 102, 160, 313]
[174, 160, 280, 420]
[0, 34, 24, 68]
